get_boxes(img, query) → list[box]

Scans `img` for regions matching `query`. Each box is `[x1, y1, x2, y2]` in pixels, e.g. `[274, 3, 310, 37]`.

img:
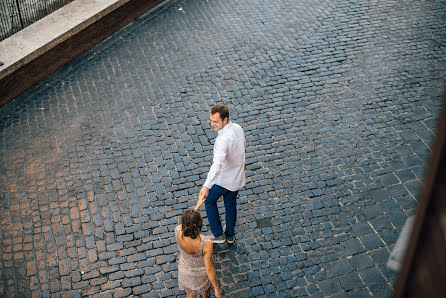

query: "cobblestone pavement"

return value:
[1, 0, 446, 297]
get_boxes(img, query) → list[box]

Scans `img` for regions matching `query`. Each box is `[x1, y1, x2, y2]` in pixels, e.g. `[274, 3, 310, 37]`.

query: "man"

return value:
[194, 105, 246, 244]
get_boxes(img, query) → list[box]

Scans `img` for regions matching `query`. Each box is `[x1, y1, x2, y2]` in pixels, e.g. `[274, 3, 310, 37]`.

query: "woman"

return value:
[175, 209, 222, 297]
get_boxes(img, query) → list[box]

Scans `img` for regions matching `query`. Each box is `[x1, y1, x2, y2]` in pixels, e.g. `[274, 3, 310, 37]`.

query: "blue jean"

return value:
[205, 184, 238, 238]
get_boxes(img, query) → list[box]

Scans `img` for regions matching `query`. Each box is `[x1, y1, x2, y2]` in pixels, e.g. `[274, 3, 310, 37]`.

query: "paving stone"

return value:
[360, 234, 386, 250]
[359, 267, 386, 286]
[331, 259, 354, 275]
[351, 223, 374, 237]
[369, 189, 391, 202]
[100, 281, 121, 291]
[369, 217, 393, 232]
[350, 253, 375, 270]
[113, 288, 132, 298]
[341, 238, 366, 256]
[379, 229, 400, 247]
[387, 211, 408, 227]
[338, 271, 364, 291]
[347, 287, 372, 297]
[318, 278, 343, 296]
[361, 204, 382, 219]
[369, 281, 393, 297]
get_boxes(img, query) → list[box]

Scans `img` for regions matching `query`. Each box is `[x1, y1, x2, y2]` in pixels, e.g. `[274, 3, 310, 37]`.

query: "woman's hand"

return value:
[214, 286, 222, 297]
[194, 188, 208, 210]
[194, 196, 205, 210]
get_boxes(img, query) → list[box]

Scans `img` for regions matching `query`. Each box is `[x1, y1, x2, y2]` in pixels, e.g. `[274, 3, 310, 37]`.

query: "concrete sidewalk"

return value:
[0, 0, 166, 107]
[0, 0, 445, 297]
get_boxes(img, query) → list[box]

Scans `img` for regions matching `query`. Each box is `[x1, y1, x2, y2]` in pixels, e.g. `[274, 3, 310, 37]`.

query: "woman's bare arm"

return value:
[203, 241, 222, 297]
[194, 195, 206, 210]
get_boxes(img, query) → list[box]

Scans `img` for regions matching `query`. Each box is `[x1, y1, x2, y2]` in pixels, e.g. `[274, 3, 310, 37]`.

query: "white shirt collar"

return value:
[218, 122, 232, 135]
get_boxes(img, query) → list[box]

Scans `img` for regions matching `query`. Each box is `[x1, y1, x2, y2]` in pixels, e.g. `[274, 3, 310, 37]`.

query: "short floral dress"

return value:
[175, 227, 211, 295]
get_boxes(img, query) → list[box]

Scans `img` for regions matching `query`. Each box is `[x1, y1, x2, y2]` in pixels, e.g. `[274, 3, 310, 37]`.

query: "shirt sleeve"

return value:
[203, 137, 228, 189]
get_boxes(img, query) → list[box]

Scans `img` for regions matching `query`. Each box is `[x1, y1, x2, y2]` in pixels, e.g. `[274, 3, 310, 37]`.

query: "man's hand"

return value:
[194, 186, 209, 210]
[199, 186, 209, 200]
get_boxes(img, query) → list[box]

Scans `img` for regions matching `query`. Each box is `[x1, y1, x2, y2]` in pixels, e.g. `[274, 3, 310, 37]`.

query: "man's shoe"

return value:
[227, 235, 235, 244]
[211, 235, 226, 244]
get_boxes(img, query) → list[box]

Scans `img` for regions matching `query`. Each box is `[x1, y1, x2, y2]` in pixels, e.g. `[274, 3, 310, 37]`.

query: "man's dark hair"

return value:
[211, 105, 229, 122]
[181, 209, 203, 239]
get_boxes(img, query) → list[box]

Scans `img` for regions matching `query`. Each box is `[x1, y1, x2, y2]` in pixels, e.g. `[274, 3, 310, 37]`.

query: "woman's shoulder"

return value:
[175, 225, 182, 235]
[202, 236, 213, 251]
[201, 234, 210, 243]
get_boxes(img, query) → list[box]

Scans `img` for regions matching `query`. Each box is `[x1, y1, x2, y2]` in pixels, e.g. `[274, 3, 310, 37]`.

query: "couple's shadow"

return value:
[212, 241, 248, 290]
[213, 241, 237, 252]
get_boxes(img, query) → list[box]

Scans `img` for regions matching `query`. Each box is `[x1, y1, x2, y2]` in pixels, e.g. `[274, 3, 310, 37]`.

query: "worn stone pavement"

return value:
[1, 0, 446, 297]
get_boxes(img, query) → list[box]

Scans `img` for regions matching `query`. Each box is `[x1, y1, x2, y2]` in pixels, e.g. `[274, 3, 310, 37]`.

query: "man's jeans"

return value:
[205, 184, 238, 238]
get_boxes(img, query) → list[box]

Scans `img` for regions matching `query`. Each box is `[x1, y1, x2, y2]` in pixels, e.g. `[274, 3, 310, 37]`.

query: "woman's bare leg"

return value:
[186, 293, 197, 298]
[202, 286, 211, 298]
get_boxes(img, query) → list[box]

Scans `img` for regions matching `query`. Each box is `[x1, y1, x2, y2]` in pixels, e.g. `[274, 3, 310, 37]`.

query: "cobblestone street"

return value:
[1, 0, 446, 296]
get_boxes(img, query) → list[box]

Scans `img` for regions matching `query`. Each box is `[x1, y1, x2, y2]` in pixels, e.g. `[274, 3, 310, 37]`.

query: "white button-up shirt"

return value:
[204, 122, 246, 192]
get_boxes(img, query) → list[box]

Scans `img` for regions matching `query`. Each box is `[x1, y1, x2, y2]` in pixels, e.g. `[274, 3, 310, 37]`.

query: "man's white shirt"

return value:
[204, 122, 246, 192]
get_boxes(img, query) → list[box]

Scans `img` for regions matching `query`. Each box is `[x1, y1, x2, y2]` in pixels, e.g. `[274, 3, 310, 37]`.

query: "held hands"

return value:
[199, 186, 209, 201]
[194, 186, 209, 210]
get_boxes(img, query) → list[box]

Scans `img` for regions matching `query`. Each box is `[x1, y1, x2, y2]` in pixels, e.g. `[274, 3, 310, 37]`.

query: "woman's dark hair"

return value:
[181, 209, 203, 239]
[211, 105, 229, 122]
